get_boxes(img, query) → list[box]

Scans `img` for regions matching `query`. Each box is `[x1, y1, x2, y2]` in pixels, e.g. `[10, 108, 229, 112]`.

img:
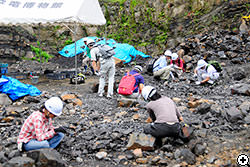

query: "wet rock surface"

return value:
[0, 29, 250, 166]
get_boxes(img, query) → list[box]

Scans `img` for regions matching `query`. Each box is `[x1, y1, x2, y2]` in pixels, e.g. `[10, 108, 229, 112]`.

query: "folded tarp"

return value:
[58, 37, 150, 63]
[0, 75, 41, 101]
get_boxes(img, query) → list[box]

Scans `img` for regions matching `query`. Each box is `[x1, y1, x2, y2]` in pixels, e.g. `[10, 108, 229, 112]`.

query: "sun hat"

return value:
[197, 59, 208, 69]
[45, 97, 63, 116]
[171, 53, 178, 60]
[164, 50, 172, 57]
[86, 39, 95, 47]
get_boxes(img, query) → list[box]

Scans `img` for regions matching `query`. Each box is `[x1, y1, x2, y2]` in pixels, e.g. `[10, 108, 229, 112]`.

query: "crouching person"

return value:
[17, 97, 66, 152]
[141, 86, 186, 140]
[118, 65, 144, 99]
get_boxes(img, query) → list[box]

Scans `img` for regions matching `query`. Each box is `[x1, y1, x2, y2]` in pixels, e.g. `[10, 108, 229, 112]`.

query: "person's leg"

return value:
[161, 66, 172, 80]
[98, 64, 107, 97]
[23, 139, 50, 151]
[144, 123, 180, 138]
[107, 61, 115, 97]
[48, 132, 65, 148]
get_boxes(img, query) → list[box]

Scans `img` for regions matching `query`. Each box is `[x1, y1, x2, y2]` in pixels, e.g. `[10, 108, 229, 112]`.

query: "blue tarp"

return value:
[0, 75, 41, 101]
[58, 37, 150, 63]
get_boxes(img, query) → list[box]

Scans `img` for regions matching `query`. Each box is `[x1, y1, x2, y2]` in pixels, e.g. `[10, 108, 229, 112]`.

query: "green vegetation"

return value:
[30, 45, 54, 63]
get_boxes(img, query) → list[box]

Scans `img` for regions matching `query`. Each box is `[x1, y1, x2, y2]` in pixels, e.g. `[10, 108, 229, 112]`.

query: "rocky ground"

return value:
[0, 29, 250, 167]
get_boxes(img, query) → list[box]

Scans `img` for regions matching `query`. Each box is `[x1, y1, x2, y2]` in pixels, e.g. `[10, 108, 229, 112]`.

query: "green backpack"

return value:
[207, 60, 222, 72]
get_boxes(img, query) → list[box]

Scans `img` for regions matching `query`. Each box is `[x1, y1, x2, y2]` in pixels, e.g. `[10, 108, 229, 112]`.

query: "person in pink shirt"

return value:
[17, 97, 66, 151]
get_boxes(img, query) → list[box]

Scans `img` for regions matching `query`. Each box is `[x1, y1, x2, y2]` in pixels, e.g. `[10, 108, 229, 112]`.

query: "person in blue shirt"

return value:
[118, 65, 144, 99]
[153, 50, 174, 84]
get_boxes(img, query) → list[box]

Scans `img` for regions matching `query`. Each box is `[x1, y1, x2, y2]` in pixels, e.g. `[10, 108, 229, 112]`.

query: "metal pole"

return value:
[74, 23, 77, 87]
[38, 23, 42, 74]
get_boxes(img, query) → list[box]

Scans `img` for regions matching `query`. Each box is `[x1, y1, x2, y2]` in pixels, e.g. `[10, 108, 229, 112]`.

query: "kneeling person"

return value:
[17, 97, 66, 151]
[142, 86, 185, 139]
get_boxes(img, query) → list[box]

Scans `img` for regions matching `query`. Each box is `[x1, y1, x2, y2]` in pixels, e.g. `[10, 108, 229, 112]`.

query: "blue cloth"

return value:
[153, 56, 167, 72]
[58, 36, 150, 63]
[0, 75, 41, 101]
[24, 132, 64, 151]
[125, 70, 144, 93]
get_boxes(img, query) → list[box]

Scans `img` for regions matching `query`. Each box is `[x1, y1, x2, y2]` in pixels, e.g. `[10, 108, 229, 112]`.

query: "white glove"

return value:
[193, 74, 197, 78]
[18, 142, 23, 151]
[195, 81, 201, 85]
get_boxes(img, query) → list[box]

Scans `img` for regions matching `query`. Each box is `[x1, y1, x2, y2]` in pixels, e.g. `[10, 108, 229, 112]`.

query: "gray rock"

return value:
[179, 149, 196, 165]
[8, 150, 21, 159]
[231, 84, 250, 96]
[3, 156, 35, 167]
[0, 94, 12, 106]
[225, 107, 243, 123]
[27, 148, 66, 167]
[0, 151, 8, 163]
[196, 103, 211, 114]
[126, 133, 156, 151]
[194, 144, 206, 155]
[244, 114, 250, 124]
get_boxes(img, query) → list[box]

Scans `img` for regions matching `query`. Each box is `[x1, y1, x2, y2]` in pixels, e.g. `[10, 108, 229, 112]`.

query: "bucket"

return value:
[0, 63, 8, 74]
[31, 76, 39, 84]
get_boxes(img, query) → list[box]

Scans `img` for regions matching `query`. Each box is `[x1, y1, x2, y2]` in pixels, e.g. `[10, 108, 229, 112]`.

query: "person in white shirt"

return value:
[194, 59, 220, 85]
[87, 39, 115, 98]
[153, 50, 174, 83]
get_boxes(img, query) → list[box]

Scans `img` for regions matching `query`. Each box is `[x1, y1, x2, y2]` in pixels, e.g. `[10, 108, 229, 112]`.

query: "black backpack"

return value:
[146, 58, 158, 75]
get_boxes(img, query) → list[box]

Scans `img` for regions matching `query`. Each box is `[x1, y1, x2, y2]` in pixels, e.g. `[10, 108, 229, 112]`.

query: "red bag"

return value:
[118, 72, 139, 95]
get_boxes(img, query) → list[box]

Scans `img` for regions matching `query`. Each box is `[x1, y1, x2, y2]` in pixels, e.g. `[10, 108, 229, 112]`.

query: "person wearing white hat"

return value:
[194, 59, 220, 85]
[82, 38, 94, 73]
[152, 50, 175, 84]
[168, 52, 185, 79]
[118, 65, 144, 99]
[17, 97, 66, 151]
[141, 86, 186, 139]
[88, 39, 116, 98]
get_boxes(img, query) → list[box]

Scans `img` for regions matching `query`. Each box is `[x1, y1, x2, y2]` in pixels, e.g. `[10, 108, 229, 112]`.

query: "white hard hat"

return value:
[45, 97, 63, 116]
[171, 53, 178, 60]
[197, 59, 208, 69]
[86, 39, 95, 46]
[164, 50, 172, 57]
[142, 86, 157, 101]
[134, 65, 143, 73]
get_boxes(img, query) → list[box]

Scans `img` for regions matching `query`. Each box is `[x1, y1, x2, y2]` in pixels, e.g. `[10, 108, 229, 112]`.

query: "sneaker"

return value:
[98, 93, 103, 97]
[163, 81, 168, 86]
[107, 94, 113, 99]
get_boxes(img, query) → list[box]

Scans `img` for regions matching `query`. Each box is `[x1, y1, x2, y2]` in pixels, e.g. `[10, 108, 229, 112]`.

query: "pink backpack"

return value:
[118, 72, 139, 95]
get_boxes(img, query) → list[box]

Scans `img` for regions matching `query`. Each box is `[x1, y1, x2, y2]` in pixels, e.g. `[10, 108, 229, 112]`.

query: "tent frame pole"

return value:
[74, 23, 77, 87]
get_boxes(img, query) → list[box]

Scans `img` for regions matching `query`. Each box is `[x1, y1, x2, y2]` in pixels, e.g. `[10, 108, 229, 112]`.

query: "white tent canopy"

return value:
[0, 0, 106, 25]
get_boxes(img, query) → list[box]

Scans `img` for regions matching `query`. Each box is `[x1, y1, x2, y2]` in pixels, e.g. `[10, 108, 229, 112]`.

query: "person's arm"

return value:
[34, 118, 55, 141]
[139, 83, 144, 94]
[200, 76, 210, 84]
[175, 107, 184, 122]
[147, 108, 156, 122]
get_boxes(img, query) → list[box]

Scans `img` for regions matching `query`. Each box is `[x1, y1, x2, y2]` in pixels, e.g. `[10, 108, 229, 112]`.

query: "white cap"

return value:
[86, 39, 95, 46]
[171, 53, 178, 60]
[164, 50, 172, 57]
[142, 86, 157, 101]
[134, 65, 143, 72]
[45, 97, 63, 116]
[197, 59, 208, 69]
